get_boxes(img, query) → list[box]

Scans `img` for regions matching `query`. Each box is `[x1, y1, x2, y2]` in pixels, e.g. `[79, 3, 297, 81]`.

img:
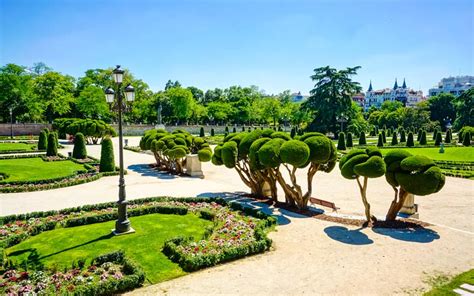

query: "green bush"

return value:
[290, 128, 296, 138]
[419, 130, 427, 145]
[221, 141, 238, 168]
[463, 132, 471, 146]
[225, 126, 229, 134]
[358, 131, 366, 145]
[210, 128, 215, 136]
[258, 138, 285, 168]
[54, 118, 115, 144]
[337, 132, 346, 150]
[435, 132, 442, 146]
[197, 148, 212, 162]
[433, 129, 438, 141]
[458, 126, 474, 143]
[46, 133, 58, 156]
[406, 132, 414, 147]
[199, 127, 205, 137]
[417, 129, 422, 142]
[391, 132, 398, 145]
[400, 130, 406, 142]
[381, 130, 386, 143]
[346, 132, 353, 148]
[445, 129, 452, 143]
[279, 140, 310, 167]
[377, 133, 383, 147]
[38, 130, 48, 150]
[72, 132, 87, 159]
[233, 127, 237, 133]
[100, 137, 115, 172]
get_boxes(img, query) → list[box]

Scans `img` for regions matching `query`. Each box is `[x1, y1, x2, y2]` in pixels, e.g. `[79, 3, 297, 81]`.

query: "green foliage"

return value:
[258, 138, 285, 168]
[358, 131, 366, 145]
[99, 137, 115, 172]
[406, 132, 414, 147]
[433, 129, 438, 140]
[210, 128, 215, 136]
[445, 129, 452, 143]
[72, 132, 87, 159]
[381, 130, 386, 143]
[400, 129, 406, 142]
[337, 132, 346, 150]
[279, 140, 310, 167]
[391, 132, 398, 145]
[417, 129, 422, 142]
[270, 131, 291, 141]
[420, 130, 427, 145]
[197, 148, 212, 162]
[339, 147, 385, 180]
[463, 132, 471, 146]
[199, 126, 205, 137]
[38, 130, 48, 150]
[46, 133, 57, 156]
[377, 133, 383, 147]
[346, 132, 353, 147]
[221, 141, 238, 168]
[435, 132, 442, 146]
[290, 128, 296, 138]
[54, 118, 116, 144]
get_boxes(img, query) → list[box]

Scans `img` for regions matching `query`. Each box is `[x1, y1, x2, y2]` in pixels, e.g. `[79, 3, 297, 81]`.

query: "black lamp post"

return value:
[105, 65, 135, 235]
[9, 107, 13, 139]
[336, 113, 348, 132]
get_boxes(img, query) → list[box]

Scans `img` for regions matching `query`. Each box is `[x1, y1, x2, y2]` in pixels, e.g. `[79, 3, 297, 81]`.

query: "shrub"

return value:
[72, 132, 87, 159]
[225, 126, 229, 134]
[358, 131, 366, 145]
[377, 133, 383, 147]
[100, 137, 115, 172]
[458, 126, 474, 143]
[384, 150, 445, 220]
[54, 118, 116, 144]
[337, 132, 346, 150]
[339, 147, 385, 222]
[391, 132, 398, 145]
[433, 129, 438, 141]
[233, 127, 237, 133]
[419, 130, 427, 145]
[463, 132, 471, 146]
[199, 127, 205, 137]
[38, 130, 48, 150]
[210, 128, 215, 136]
[400, 130, 406, 142]
[381, 130, 386, 143]
[290, 128, 296, 138]
[435, 132, 442, 146]
[197, 148, 212, 162]
[346, 132, 353, 148]
[406, 132, 414, 147]
[46, 133, 58, 156]
[417, 129, 422, 142]
[279, 140, 310, 167]
[445, 129, 452, 143]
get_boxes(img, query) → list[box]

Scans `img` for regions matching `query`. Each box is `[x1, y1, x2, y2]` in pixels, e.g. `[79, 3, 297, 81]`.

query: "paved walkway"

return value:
[1, 137, 473, 294]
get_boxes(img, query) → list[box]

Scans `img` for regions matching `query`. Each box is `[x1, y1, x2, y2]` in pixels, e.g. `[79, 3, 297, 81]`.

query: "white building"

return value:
[428, 76, 474, 97]
[363, 79, 425, 110]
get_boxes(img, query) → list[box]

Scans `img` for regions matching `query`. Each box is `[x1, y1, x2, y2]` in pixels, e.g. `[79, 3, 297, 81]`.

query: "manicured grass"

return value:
[380, 147, 474, 161]
[424, 269, 474, 295]
[7, 213, 212, 284]
[0, 142, 36, 151]
[0, 158, 86, 182]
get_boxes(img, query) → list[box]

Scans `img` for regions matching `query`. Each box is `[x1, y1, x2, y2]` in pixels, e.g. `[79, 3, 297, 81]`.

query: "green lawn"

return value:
[424, 269, 474, 295]
[0, 158, 86, 182]
[7, 213, 212, 284]
[380, 147, 474, 161]
[0, 142, 36, 151]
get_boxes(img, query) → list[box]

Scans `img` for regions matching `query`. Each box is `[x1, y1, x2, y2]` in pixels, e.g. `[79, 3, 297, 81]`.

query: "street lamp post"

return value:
[9, 107, 13, 139]
[336, 113, 348, 133]
[105, 65, 136, 235]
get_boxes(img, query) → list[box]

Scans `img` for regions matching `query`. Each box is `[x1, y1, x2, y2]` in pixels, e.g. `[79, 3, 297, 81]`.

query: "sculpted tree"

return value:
[384, 150, 445, 221]
[339, 147, 386, 222]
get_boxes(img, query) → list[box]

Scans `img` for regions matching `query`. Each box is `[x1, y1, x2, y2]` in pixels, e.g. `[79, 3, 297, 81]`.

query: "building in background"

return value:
[360, 79, 425, 110]
[428, 76, 474, 97]
[291, 91, 309, 103]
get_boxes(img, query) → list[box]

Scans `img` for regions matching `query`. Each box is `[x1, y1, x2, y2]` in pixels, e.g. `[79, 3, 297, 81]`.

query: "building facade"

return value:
[428, 76, 474, 97]
[358, 79, 425, 111]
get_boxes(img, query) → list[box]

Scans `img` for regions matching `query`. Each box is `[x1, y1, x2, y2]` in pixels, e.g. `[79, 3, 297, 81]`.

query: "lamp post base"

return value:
[112, 227, 135, 236]
[112, 218, 133, 235]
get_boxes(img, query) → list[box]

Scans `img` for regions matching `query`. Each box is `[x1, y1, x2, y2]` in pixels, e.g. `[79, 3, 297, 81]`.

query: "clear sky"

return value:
[1, 0, 473, 95]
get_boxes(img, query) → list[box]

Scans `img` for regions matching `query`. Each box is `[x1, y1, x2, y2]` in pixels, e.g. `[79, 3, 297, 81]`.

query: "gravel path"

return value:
[1, 137, 473, 295]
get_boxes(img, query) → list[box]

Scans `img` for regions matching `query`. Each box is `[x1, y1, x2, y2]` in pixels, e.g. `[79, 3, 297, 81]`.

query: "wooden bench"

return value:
[309, 197, 339, 212]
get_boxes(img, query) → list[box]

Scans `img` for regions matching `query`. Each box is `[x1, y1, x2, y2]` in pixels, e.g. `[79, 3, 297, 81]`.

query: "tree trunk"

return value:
[356, 176, 375, 222]
[386, 187, 409, 221]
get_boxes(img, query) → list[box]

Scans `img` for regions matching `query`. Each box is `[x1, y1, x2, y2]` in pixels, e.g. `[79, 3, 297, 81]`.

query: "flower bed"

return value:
[1, 250, 144, 295]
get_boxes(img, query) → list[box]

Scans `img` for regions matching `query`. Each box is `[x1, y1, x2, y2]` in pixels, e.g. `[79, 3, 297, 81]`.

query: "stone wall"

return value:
[0, 123, 51, 136]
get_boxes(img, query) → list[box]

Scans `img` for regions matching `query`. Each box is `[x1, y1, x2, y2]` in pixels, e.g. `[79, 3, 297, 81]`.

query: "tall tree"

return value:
[165, 80, 181, 90]
[166, 87, 195, 124]
[76, 85, 110, 119]
[187, 86, 204, 102]
[0, 64, 35, 122]
[453, 88, 474, 129]
[303, 66, 362, 136]
[428, 93, 456, 131]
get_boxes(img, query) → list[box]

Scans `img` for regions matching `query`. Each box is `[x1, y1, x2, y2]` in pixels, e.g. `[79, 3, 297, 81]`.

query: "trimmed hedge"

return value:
[358, 131, 366, 145]
[46, 133, 57, 156]
[38, 130, 48, 150]
[100, 137, 115, 172]
[337, 132, 346, 150]
[73, 132, 87, 159]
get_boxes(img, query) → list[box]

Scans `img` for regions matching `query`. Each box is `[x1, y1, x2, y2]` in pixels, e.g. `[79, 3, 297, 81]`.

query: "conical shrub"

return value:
[377, 133, 384, 147]
[72, 132, 87, 159]
[391, 132, 398, 145]
[445, 129, 452, 143]
[346, 132, 353, 148]
[406, 132, 414, 147]
[38, 130, 48, 150]
[433, 129, 438, 141]
[46, 133, 58, 156]
[417, 129, 422, 142]
[337, 132, 346, 150]
[100, 137, 115, 172]
[435, 132, 442, 146]
[420, 131, 427, 145]
[382, 130, 386, 143]
[199, 127, 205, 137]
[210, 128, 215, 136]
[463, 132, 471, 146]
[400, 129, 406, 142]
[359, 131, 366, 145]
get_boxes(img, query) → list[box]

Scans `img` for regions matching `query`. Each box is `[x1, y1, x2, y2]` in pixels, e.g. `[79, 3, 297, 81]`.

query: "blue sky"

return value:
[1, 0, 472, 94]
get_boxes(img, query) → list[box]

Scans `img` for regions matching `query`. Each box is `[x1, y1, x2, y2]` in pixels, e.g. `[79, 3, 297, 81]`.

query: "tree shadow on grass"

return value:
[372, 226, 440, 243]
[128, 164, 176, 179]
[39, 233, 114, 260]
[324, 226, 374, 245]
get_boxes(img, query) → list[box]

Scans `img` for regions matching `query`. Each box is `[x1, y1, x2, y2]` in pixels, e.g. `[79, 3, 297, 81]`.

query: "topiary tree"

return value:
[339, 147, 386, 222]
[377, 133, 383, 147]
[435, 132, 442, 146]
[337, 132, 346, 150]
[225, 126, 229, 134]
[400, 129, 406, 143]
[463, 132, 471, 146]
[100, 137, 115, 172]
[445, 129, 452, 143]
[57, 118, 116, 144]
[346, 132, 353, 148]
[242, 126, 245, 132]
[432, 129, 438, 141]
[46, 133, 58, 156]
[419, 131, 427, 145]
[210, 128, 215, 136]
[382, 130, 386, 143]
[38, 130, 48, 150]
[256, 132, 337, 209]
[417, 129, 422, 142]
[290, 128, 296, 138]
[391, 132, 398, 145]
[199, 127, 205, 137]
[406, 132, 414, 147]
[72, 132, 87, 159]
[233, 127, 237, 133]
[359, 131, 366, 145]
[384, 150, 445, 220]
